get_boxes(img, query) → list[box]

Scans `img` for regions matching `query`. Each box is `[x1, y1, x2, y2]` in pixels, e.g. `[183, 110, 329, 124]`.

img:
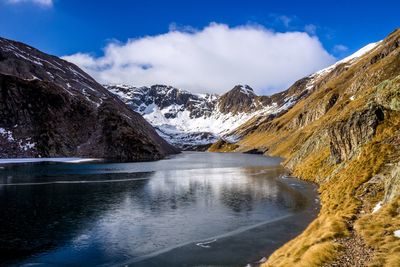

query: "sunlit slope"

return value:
[210, 29, 400, 266]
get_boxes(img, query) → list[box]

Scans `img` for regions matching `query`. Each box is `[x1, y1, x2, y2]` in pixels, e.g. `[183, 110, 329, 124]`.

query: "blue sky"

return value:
[0, 0, 399, 93]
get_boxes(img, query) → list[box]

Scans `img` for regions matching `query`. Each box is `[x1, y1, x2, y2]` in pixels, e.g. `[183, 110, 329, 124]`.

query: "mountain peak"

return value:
[230, 84, 256, 97]
[218, 84, 261, 114]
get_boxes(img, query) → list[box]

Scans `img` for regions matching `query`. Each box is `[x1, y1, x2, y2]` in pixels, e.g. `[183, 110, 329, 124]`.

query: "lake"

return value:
[0, 152, 319, 267]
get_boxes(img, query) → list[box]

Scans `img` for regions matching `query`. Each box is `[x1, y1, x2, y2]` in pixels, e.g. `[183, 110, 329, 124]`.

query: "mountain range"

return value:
[104, 41, 380, 151]
[104, 81, 309, 150]
[0, 28, 399, 267]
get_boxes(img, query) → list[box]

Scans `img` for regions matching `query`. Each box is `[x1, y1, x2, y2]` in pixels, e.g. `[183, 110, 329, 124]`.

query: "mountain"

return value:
[105, 82, 309, 150]
[0, 37, 178, 161]
[210, 29, 400, 266]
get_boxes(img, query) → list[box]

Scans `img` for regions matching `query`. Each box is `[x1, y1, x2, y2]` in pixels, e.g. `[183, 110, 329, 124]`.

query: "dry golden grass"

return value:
[211, 31, 400, 267]
[262, 138, 393, 267]
[208, 139, 239, 152]
[356, 197, 400, 267]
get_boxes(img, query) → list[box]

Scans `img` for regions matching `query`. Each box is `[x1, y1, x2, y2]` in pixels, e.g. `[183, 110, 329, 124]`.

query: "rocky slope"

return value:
[105, 82, 309, 150]
[210, 29, 400, 266]
[0, 37, 178, 161]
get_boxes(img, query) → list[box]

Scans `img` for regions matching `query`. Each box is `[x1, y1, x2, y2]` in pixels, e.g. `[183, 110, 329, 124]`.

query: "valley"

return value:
[0, 6, 398, 266]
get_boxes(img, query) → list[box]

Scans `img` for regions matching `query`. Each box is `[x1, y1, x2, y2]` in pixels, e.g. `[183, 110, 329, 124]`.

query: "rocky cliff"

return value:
[210, 29, 400, 266]
[0, 37, 178, 161]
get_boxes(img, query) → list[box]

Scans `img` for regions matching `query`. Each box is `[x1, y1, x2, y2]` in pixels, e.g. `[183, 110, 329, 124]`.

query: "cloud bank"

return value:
[63, 23, 335, 94]
[7, 0, 53, 7]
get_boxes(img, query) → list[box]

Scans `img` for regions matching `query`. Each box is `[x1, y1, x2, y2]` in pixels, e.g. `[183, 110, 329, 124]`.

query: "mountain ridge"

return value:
[105, 81, 310, 150]
[105, 39, 382, 152]
[0, 37, 179, 161]
[210, 29, 400, 266]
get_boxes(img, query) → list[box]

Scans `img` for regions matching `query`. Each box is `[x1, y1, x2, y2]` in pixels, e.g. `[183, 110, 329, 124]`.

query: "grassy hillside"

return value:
[210, 29, 400, 266]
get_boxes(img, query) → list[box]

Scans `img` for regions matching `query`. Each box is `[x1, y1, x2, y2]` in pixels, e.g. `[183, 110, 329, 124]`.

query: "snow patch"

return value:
[372, 201, 383, 213]
[19, 141, 35, 151]
[0, 128, 15, 142]
[238, 84, 254, 96]
[256, 257, 267, 263]
[394, 230, 400, 238]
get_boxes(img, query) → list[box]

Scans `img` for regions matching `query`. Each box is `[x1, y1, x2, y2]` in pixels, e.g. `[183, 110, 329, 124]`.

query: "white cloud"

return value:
[333, 44, 349, 53]
[277, 15, 292, 28]
[7, 0, 53, 7]
[304, 24, 317, 35]
[63, 23, 335, 95]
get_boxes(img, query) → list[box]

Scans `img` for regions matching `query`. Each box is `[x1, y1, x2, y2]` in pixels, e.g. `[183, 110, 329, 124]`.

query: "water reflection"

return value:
[0, 152, 317, 266]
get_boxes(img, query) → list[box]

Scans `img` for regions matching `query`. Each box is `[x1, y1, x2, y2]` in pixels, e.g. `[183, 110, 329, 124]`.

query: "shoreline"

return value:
[118, 169, 320, 267]
[1, 153, 320, 267]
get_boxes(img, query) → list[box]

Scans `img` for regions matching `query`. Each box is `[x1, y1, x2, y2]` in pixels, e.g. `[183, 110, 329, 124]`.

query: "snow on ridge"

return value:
[313, 41, 381, 78]
[237, 84, 255, 96]
[107, 41, 382, 146]
[339, 42, 381, 64]
[106, 82, 300, 148]
[103, 40, 382, 148]
[294, 40, 381, 97]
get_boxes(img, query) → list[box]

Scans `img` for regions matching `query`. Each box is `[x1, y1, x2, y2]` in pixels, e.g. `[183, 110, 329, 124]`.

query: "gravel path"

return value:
[325, 231, 373, 267]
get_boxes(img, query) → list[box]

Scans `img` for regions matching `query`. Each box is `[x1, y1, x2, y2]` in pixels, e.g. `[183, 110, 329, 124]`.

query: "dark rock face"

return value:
[369, 30, 400, 66]
[0, 37, 178, 161]
[106, 84, 217, 119]
[243, 148, 264, 154]
[218, 85, 258, 114]
[329, 105, 385, 163]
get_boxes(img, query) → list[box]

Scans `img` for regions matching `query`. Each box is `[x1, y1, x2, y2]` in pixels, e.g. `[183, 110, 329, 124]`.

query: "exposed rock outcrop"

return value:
[211, 29, 400, 266]
[329, 105, 385, 163]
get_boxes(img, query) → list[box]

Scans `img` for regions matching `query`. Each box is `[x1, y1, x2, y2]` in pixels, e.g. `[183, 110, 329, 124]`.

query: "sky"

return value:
[0, 0, 399, 94]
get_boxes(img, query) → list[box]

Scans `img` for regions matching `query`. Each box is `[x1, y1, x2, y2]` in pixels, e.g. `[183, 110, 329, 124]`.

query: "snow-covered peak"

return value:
[105, 83, 296, 149]
[237, 84, 255, 96]
[339, 42, 381, 64]
[294, 40, 382, 97]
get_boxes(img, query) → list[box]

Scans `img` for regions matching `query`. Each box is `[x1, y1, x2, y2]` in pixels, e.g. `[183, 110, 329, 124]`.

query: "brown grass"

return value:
[356, 197, 400, 267]
[211, 32, 400, 266]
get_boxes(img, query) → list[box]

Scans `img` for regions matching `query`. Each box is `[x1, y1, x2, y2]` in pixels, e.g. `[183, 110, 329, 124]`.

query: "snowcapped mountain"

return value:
[105, 83, 307, 150]
[105, 41, 381, 151]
